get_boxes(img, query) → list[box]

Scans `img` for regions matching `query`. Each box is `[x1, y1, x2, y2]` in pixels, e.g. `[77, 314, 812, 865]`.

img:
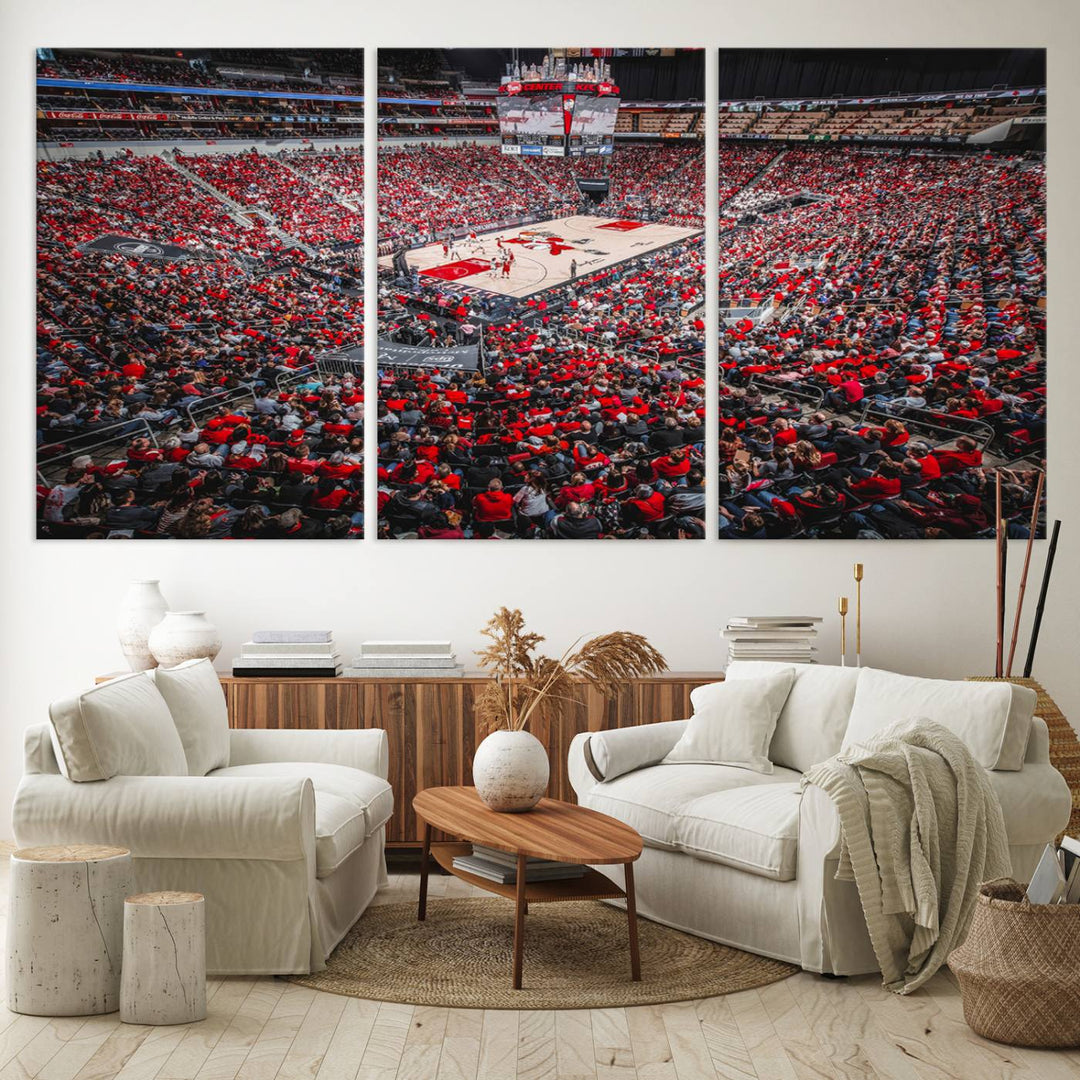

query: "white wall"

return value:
[4, 0, 1079, 837]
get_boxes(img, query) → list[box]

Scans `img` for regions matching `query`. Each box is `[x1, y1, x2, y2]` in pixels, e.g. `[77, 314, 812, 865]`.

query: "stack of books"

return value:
[344, 641, 464, 679]
[451, 844, 587, 885]
[723, 616, 822, 665]
[232, 631, 341, 677]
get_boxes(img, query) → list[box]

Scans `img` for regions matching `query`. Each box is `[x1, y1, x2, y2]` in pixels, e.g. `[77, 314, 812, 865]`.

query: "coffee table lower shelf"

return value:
[419, 839, 641, 988]
[430, 842, 627, 903]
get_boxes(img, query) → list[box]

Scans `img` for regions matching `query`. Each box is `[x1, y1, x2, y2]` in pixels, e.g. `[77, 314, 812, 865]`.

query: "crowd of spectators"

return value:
[712, 145, 1046, 539]
[37, 150, 366, 538]
[378, 219, 706, 539]
[378, 143, 703, 244]
[38, 49, 364, 95]
[179, 151, 364, 248]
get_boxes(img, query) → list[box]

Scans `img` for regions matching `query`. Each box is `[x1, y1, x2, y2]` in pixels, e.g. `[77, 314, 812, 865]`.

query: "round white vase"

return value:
[148, 611, 222, 669]
[472, 729, 550, 812]
[116, 580, 169, 672]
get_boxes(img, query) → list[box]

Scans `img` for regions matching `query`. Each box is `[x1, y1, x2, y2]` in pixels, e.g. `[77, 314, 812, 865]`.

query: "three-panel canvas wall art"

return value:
[35, 47, 1045, 540]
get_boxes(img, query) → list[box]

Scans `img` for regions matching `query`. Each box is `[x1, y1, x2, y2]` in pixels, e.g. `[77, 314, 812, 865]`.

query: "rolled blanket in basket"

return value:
[803, 718, 1011, 994]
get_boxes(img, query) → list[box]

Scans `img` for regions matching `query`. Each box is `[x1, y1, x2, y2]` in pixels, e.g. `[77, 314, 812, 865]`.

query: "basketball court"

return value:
[379, 214, 701, 299]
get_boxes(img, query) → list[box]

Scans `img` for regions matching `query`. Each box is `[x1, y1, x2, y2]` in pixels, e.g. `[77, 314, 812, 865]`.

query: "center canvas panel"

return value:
[377, 48, 705, 539]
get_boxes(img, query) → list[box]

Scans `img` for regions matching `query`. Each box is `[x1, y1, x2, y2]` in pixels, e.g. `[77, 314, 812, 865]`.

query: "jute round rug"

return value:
[288, 898, 797, 1009]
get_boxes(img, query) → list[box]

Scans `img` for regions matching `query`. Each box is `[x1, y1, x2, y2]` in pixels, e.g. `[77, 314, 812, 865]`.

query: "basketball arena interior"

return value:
[35, 47, 1045, 542]
[376, 48, 706, 539]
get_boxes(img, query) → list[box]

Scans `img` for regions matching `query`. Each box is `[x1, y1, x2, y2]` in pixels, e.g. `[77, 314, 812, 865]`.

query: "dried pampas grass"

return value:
[475, 607, 666, 734]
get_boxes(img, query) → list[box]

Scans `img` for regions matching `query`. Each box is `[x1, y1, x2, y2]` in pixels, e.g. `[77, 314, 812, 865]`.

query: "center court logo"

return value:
[114, 241, 165, 257]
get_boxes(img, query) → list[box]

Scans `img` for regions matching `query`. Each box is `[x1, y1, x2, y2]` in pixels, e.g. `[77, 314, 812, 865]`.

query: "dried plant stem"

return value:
[474, 608, 665, 736]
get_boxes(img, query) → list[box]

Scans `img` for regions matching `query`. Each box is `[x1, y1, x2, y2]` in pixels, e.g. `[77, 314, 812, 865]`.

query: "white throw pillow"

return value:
[663, 670, 795, 774]
[842, 668, 1036, 771]
[150, 658, 230, 775]
[725, 661, 859, 772]
[49, 672, 188, 782]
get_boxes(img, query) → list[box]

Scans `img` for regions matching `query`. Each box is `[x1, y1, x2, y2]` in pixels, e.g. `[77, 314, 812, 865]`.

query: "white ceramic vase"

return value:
[472, 729, 550, 812]
[148, 611, 222, 669]
[116, 580, 169, 672]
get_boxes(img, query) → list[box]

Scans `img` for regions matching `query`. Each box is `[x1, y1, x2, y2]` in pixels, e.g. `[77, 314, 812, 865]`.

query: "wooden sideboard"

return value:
[220, 671, 721, 849]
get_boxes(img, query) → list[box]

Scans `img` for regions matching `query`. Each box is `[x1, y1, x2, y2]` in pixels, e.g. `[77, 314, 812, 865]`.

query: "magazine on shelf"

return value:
[451, 854, 587, 884]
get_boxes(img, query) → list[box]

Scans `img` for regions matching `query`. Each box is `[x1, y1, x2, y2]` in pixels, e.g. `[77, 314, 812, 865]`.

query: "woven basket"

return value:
[949, 879, 1080, 1048]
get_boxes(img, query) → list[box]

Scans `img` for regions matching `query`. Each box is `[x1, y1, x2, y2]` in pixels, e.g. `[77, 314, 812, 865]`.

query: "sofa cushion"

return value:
[150, 659, 230, 776]
[210, 762, 393, 839]
[663, 671, 795, 774]
[49, 672, 187, 782]
[678, 783, 802, 881]
[725, 661, 858, 772]
[582, 762, 802, 852]
[843, 668, 1036, 771]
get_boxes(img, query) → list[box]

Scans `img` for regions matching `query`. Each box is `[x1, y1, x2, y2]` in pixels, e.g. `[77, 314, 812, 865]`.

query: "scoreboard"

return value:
[498, 79, 619, 157]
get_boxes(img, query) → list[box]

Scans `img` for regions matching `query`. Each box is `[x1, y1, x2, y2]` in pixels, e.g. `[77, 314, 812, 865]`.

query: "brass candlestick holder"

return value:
[853, 563, 864, 667]
[838, 596, 849, 667]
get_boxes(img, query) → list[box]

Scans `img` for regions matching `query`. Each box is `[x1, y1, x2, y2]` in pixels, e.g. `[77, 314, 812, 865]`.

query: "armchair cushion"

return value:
[150, 659, 230, 775]
[48, 671, 187, 782]
[211, 762, 394, 840]
[663, 670, 795, 774]
[842, 668, 1036, 771]
[311, 793, 368, 878]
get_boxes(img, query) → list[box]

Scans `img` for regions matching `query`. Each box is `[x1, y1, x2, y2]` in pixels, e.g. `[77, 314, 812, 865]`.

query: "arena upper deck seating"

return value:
[711, 142, 1045, 539]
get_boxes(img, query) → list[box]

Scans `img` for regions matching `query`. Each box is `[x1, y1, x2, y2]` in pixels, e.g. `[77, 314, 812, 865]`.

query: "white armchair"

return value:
[12, 665, 393, 975]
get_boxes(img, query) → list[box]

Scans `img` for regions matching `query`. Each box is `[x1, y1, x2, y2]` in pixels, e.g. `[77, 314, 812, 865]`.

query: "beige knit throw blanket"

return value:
[802, 718, 1011, 994]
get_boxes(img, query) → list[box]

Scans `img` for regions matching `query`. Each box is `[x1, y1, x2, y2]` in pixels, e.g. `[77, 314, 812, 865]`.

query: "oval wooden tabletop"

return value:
[413, 786, 643, 864]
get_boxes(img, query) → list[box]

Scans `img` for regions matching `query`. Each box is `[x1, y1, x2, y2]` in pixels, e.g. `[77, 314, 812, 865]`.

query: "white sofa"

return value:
[12, 661, 392, 975]
[568, 663, 1071, 976]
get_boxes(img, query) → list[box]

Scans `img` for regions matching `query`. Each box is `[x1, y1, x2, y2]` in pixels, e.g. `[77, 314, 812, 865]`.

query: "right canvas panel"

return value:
[716, 49, 1046, 539]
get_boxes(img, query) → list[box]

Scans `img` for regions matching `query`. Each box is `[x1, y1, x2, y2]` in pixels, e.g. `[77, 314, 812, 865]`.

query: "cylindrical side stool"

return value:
[7, 844, 132, 1015]
[120, 891, 207, 1026]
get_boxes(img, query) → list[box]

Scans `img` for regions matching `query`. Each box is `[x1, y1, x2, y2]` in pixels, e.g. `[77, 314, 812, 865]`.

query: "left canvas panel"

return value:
[36, 49, 365, 539]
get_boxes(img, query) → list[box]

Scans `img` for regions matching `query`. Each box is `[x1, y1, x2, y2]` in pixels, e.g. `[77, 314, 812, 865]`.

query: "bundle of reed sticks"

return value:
[995, 470, 1057, 678]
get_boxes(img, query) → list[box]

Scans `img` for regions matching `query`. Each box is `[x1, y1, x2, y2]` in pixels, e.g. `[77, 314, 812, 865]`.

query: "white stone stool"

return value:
[7, 844, 132, 1015]
[120, 891, 207, 1025]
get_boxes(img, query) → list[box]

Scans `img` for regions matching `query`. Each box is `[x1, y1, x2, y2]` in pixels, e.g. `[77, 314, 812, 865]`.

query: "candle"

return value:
[853, 564, 863, 667]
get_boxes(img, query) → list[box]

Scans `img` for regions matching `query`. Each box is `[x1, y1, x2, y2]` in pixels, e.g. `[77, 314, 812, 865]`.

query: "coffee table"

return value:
[413, 786, 644, 990]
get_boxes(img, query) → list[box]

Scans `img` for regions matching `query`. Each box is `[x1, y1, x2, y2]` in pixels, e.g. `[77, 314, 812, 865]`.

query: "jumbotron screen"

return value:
[496, 94, 564, 139]
[571, 94, 619, 137]
[497, 84, 619, 155]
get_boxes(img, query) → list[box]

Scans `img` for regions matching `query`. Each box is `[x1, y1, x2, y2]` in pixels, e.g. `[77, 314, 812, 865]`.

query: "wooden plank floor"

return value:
[1, 854, 1077, 1080]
